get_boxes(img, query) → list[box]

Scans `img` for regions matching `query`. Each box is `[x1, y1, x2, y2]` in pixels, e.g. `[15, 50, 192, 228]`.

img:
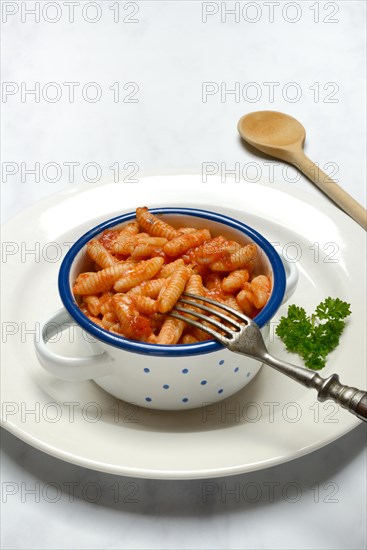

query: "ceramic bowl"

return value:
[34, 208, 298, 410]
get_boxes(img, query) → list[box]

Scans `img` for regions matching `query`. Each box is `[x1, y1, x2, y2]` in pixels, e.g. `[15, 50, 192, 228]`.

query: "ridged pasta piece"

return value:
[111, 230, 149, 254]
[79, 303, 105, 328]
[99, 291, 115, 315]
[87, 239, 117, 268]
[75, 272, 94, 283]
[157, 265, 191, 313]
[210, 243, 259, 271]
[112, 240, 132, 256]
[113, 257, 164, 292]
[82, 295, 100, 316]
[130, 294, 158, 315]
[157, 258, 185, 278]
[157, 281, 168, 301]
[99, 229, 121, 251]
[113, 235, 167, 256]
[139, 236, 167, 246]
[221, 269, 250, 293]
[191, 238, 242, 265]
[127, 278, 166, 298]
[224, 294, 243, 312]
[236, 287, 255, 317]
[179, 274, 206, 322]
[188, 236, 226, 265]
[129, 243, 164, 259]
[250, 275, 271, 309]
[177, 227, 197, 234]
[120, 221, 139, 235]
[223, 240, 242, 255]
[111, 235, 137, 255]
[110, 322, 123, 334]
[163, 229, 211, 257]
[113, 294, 151, 340]
[73, 263, 136, 295]
[182, 334, 199, 344]
[156, 317, 186, 344]
[136, 207, 179, 240]
[101, 311, 118, 329]
[185, 274, 206, 297]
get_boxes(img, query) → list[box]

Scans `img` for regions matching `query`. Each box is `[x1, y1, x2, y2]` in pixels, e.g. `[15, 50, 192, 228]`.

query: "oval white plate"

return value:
[1, 175, 366, 479]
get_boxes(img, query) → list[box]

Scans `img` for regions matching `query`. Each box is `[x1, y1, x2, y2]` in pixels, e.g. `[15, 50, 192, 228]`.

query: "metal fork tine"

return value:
[174, 305, 235, 336]
[183, 292, 252, 325]
[169, 312, 229, 345]
[177, 298, 243, 330]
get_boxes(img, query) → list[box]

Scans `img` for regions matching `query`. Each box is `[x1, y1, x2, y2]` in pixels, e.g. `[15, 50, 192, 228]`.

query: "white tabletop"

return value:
[1, 2, 366, 549]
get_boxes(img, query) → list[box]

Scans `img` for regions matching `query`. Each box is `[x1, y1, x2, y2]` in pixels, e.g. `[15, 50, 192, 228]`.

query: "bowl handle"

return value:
[280, 256, 299, 304]
[34, 308, 113, 381]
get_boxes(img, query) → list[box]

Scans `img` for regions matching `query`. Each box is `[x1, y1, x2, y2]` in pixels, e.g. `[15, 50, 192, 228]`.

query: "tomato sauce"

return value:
[131, 315, 152, 340]
[99, 230, 120, 251]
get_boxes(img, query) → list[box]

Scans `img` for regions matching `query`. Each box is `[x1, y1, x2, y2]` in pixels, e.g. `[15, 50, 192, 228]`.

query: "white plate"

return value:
[1, 175, 366, 479]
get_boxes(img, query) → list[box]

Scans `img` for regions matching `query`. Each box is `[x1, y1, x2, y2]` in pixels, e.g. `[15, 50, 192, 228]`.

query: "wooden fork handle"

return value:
[315, 373, 367, 422]
[292, 151, 367, 230]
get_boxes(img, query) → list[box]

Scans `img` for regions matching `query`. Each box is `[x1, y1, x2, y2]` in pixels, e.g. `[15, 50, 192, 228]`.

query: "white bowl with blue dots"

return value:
[92, 342, 267, 410]
[35, 208, 298, 410]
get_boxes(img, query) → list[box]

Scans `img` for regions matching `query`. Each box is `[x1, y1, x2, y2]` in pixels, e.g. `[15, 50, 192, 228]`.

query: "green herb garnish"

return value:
[275, 297, 351, 370]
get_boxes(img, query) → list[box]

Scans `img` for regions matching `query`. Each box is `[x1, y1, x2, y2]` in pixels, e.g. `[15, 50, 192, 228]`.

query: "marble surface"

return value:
[1, 1, 366, 549]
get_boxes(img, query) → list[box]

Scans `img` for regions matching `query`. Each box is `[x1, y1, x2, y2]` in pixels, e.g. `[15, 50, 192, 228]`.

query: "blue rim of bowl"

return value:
[59, 208, 286, 357]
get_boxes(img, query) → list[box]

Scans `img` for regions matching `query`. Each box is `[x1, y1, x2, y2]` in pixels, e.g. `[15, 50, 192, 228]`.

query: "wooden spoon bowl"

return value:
[238, 111, 366, 229]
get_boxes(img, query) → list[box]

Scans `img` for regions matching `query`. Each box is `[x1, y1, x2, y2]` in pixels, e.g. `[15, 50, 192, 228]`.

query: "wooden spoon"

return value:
[238, 111, 367, 230]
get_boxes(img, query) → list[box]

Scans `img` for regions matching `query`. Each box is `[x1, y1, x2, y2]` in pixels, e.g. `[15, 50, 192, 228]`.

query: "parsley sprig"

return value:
[275, 297, 351, 370]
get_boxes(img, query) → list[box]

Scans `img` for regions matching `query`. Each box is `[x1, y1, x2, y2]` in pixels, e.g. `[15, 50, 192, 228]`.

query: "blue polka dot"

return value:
[200, 380, 207, 385]
[234, 367, 239, 373]
[163, 384, 169, 390]
[247, 372, 251, 378]
[182, 397, 189, 403]
[182, 368, 189, 374]
[218, 389, 224, 394]
[145, 397, 152, 402]
[144, 368, 150, 373]
[219, 360, 225, 365]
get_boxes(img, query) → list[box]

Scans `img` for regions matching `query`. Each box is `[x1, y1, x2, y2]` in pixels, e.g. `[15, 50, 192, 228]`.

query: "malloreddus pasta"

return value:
[73, 207, 272, 344]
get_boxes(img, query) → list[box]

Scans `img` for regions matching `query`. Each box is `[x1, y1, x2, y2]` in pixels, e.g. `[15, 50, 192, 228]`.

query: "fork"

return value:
[170, 293, 367, 422]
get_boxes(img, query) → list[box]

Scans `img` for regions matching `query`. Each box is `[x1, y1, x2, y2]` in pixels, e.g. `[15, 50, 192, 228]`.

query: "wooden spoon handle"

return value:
[293, 152, 367, 230]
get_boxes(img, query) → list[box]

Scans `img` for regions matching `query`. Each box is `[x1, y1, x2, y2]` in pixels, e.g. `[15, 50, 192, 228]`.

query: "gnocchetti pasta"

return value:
[73, 207, 272, 344]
